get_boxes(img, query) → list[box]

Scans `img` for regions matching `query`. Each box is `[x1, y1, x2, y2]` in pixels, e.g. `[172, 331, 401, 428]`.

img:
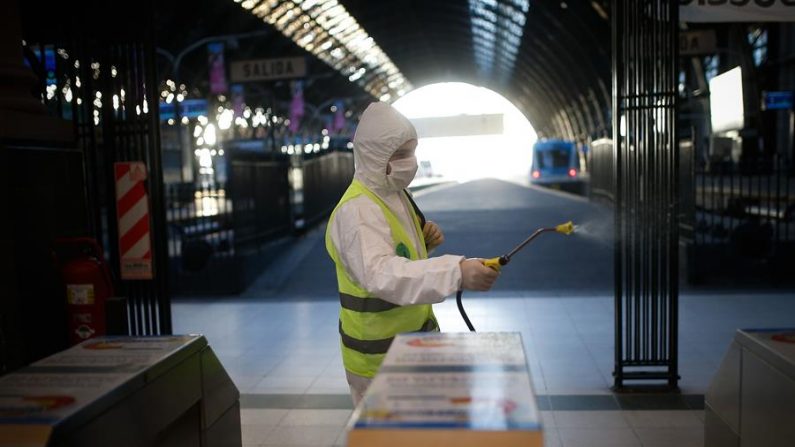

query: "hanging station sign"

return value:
[680, 0, 795, 22]
[159, 99, 209, 121]
[710, 67, 745, 133]
[229, 57, 307, 83]
[679, 29, 717, 56]
[762, 91, 794, 111]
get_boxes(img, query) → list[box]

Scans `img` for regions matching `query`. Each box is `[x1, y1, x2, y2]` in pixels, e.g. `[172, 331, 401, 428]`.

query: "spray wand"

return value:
[457, 221, 575, 332]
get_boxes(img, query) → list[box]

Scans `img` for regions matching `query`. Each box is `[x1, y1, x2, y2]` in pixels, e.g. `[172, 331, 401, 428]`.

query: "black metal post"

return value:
[612, 0, 680, 391]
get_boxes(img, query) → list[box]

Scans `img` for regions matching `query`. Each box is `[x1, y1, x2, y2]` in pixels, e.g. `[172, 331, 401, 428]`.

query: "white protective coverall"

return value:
[327, 102, 465, 402]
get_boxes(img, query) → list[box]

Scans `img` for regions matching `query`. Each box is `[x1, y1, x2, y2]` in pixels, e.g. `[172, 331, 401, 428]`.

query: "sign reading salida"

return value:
[230, 57, 307, 83]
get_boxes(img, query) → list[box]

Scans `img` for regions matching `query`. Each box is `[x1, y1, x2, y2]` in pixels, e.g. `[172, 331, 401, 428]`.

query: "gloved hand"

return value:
[460, 258, 500, 291]
[423, 221, 445, 251]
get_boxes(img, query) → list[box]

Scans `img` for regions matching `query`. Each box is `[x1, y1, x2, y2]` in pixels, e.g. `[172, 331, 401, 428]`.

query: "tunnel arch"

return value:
[391, 82, 538, 183]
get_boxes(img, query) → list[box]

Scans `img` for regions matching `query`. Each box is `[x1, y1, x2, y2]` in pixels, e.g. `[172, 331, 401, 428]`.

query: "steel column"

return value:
[612, 0, 679, 390]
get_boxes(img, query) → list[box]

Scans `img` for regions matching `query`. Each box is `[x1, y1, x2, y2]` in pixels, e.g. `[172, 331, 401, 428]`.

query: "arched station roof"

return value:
[337, 0, 612, 140]
[20, 0, 613, 141]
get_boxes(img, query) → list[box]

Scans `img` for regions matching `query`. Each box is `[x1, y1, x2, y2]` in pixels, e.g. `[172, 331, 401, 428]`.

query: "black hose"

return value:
[456, 290, 476, 332]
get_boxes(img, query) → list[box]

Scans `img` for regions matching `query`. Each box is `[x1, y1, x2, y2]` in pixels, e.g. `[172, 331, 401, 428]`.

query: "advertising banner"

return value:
[208, 42, 228, 94]
[289, 81, 304, 133]
[332, 100, 346, 134]
[231, 84, 245, 118]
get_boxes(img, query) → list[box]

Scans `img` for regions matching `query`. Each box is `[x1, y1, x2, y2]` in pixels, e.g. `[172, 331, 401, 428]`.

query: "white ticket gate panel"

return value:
[0, 335, 241, 447]
[346, 332, 542, 447]
[706, 328, 795, 447]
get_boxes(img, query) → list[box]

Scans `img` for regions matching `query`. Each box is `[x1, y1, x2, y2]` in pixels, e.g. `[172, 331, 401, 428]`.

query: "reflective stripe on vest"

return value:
[338, 318, 438, 355]
[339, 292, 400, 313]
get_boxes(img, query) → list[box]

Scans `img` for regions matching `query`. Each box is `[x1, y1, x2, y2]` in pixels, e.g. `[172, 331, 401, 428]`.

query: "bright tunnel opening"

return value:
[392, 82, 537, 184]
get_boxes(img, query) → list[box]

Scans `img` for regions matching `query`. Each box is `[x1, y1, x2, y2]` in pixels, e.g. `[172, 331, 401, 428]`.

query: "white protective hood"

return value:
[352, 102, 417, 190]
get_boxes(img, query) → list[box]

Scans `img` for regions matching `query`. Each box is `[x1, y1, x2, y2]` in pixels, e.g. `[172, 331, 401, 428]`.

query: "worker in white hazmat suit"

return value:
[325, 102, 499, 405]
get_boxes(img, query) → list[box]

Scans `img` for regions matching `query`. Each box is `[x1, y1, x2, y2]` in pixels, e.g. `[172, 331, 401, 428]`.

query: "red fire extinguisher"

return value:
[54, 238, 114, 345]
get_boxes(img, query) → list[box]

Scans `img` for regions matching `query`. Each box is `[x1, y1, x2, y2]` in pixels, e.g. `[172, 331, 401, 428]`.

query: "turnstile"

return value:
[346, 332, 542, 447]
[705, 328, 795, 447]
[0, 335, 241, 447]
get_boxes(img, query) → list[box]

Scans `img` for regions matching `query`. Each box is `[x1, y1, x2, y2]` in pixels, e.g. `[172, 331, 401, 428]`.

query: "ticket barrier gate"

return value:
[346, 332, 543, 447]
[705, 328, 795, 447]
[0, 335, 241, 447]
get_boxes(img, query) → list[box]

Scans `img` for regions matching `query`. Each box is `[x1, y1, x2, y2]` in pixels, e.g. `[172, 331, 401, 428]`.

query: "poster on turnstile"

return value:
[347, 332, 543, 447]
[382, 332, 529, 367]
[32, 335, 201, 372]
[0, 372, 132, 421]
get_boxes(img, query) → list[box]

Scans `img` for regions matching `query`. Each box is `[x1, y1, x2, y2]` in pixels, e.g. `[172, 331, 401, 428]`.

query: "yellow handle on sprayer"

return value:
[483, 257, 502, 272]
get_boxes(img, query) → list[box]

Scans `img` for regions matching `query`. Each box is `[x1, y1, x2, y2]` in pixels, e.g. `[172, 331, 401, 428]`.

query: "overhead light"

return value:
[233, 0, 412, 100]
[591, 1, 609, 21]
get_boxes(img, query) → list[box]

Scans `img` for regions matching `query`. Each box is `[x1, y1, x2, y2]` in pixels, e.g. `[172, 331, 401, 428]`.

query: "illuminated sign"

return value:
[762, 91, 793, 111]
[710, 67, 744, 133]
[159, 99, 208, 121]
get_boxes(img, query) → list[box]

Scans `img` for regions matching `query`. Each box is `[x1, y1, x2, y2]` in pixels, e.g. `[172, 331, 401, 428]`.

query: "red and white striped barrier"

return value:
[114, 162, 153, 280]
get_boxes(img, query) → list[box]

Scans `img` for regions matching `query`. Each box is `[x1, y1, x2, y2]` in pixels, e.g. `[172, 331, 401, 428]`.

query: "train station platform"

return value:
[172, 179, 795, 447]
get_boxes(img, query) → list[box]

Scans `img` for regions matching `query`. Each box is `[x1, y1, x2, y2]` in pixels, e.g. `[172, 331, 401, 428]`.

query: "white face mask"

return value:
[385, 156, 418, 191]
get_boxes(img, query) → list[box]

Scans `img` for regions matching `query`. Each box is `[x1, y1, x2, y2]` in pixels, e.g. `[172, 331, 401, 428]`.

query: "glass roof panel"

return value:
[233, 0, 412, 99]
[469, 0, 530, 83]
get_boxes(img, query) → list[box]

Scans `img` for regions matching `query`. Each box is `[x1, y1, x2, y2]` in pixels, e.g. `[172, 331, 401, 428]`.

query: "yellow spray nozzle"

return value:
[555, 221, 575, 235]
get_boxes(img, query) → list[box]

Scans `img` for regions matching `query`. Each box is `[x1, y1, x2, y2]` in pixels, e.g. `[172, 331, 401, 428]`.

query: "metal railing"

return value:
[590, 136, 794, 285]
[300, 151, 355, 227]
[612, 0, 680, 390]
[166, 182, 235, 293]
[165, 148, 353, 295]
[165, 152, 291, 295]
[683, 150, 795, 283]
[231, 158, 293, 250]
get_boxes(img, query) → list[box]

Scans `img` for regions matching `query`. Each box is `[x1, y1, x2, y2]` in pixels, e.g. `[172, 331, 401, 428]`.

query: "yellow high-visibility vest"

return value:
[325, 179, 439, 378]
